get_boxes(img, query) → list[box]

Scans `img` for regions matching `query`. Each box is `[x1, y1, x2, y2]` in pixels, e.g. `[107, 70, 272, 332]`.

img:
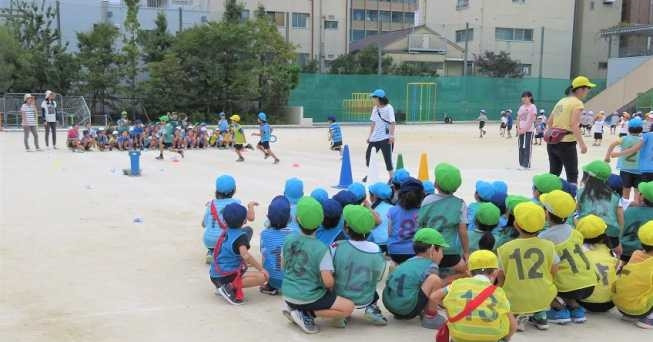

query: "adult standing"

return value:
[41, 90, 58, 149]
[546, 76, 594, 185]
[517, 91, 537, 169]
[366, 89, 396, 181]
[21, 94, 40, 151]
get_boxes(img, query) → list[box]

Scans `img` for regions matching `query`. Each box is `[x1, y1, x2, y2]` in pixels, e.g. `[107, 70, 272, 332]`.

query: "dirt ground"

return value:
[1, 124, 650, 341]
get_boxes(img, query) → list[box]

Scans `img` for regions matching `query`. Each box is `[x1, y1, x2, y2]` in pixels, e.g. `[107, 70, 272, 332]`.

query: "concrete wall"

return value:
[585, 56, 653, 112]
[607, 55, 653, 85]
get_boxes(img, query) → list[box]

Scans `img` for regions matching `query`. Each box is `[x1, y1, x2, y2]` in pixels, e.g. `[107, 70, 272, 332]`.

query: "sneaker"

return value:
[178, 150, 184, 158]
[547, 308, 571, 325]
[569, 306, 586, 323]
[421, 313, 446, 329]
[259, 283, 279, 296]
[636, 316, 653, 329]
[363, 304, 388, 326]
[217, 283, 243, 305]
[290, 309, 319, 334]
[155, 155, 163, 160]
[273, 158, 280, 164]
[330, 317, 347, 328]
[236, 157, 245, 162]
[528, 313, 549, 330]
[516, 315, 529, 332]
[282, 302, 293, 324]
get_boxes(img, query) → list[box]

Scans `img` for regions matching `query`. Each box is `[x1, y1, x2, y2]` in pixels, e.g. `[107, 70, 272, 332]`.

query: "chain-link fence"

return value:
[1, 93, 91, 128]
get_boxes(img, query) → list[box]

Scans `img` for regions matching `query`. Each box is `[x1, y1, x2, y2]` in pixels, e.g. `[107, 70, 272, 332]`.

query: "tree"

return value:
[393, 62, 438, 76]
[0, 25, 30, 93]
[223, 0, 244, 23]
[329, 45, 393, 74]
[474, 51, 524, 78]
[122, 0, 141, 102]
[301, 59, 319, 73]
[139, 12, 174, 64]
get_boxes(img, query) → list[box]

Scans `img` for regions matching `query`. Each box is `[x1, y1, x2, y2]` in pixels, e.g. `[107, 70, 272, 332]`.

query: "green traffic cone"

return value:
[396, 153, 404, 170]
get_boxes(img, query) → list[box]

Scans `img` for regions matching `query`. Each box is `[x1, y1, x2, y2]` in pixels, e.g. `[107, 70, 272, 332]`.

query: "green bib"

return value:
[493, 225, 517, 251]
[418, 195, 464, 255]
[233, 124, 245, 144]
[578, 191, 621, 237]
[282, 234, 329, 303]
[333, 241, 386, 306]
[382, 257, 434, 315]
[622, 206, 653, 255]
[164, 123, 174, 143]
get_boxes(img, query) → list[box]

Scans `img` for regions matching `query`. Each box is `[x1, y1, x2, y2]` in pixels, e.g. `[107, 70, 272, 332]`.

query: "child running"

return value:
[591, 112, 605, 146]
[327, 115, 343, 155]
[605, 117, 643, 204]
[387, 177, 425, 264]
[477, 109, 488, 138]
[259, 196, 292, 295]
[157, 115, 184, 160]
[252, 112, 280, 164]
[230, 114, 247, 162]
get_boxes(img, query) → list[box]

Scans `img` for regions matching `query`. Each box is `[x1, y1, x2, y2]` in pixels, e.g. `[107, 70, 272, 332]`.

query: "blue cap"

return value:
[561, 179, 578, 198]
[629, 117, 643, 128]
[258, 112, 267, 122]
[399, 177, 424, 194]
[267, 196, 290, 228]
[215, 174, 236, 193]
[392, 168, 410, 185]
[327, 115, 337, 122]
[422, 180, 435, 195]
[475, 180, 495, 201]
[310, 188, 329, 204]
[223, 203, 247, 228]
[219, 112, 225, 117]
[322, 199, 343, 219]
[369, 182, 392, 200]
[492, 181, 508, 196]
[284, 177, 304, 204]
[607, 174, 623, 195]
[371, 89, 386, 98]
[333, 190, 356, 207]
[347, 182, 367, 202]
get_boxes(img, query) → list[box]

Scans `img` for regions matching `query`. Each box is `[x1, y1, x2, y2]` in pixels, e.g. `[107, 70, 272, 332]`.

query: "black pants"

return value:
[547, 141, 579, 184]
[45, 122, 56, 147]
[518, 132, 533, 168]
[366, 139, 393, 171]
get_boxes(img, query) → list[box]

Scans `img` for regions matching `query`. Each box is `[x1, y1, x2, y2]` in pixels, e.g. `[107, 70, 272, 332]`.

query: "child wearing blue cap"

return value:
[387, 177, 425, 264]
[368, 182, 393, 252]
[467, 181, 495, 232]
[327, 115, 343, 155]
[202, 174, 257, 264]
[284, 177, 304, 232]
[252, 112, 280, 164]
[605, 116, 643, 204]
[347, 182, 367, 205]
[422, 180, 435, 195]
[315, 199, 345, 246]
[217, 112, 230, 148]
[390, 168, 410, 204]
[333, 190, 357, 208]
[211, 203, 268, 305]
[260, 196, 292, 295]
[311, 188, 329, 204]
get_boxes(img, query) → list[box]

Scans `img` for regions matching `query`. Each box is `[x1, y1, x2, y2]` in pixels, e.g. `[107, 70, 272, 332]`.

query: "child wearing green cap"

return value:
[532, 173, 563, 204]
[332, 205, 387, 326]
[382, 228, 448, 329]
[466, 180, 495, 232]
[494, 195, 530, 250]
[622, 181, 653, 262]
[469, 203, 501, 252]
[282, 197, 354, 334]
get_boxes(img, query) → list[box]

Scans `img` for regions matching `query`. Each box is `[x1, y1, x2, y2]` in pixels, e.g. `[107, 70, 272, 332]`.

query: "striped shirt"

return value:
[260, 227, 291, 284]
[329, 123, 342, 143]
[21, 103, 37, 126]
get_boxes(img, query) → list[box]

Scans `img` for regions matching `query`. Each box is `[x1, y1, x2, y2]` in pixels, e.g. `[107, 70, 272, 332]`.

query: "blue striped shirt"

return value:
[330, 123, 342, 143]
[260, 123, 271, 142]
[260, 227, 291, 288]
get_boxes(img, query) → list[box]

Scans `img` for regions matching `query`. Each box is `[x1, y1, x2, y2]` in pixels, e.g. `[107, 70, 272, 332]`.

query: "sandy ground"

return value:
[1, 124, 650, 342]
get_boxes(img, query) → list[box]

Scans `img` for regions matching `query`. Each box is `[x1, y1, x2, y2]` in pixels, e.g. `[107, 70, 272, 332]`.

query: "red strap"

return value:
[210, 201, 228, 230]
[448, 285, 497, 323]
[212, 230, 245, 300]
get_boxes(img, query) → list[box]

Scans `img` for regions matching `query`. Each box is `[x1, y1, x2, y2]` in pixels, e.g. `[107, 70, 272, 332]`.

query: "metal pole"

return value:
[56, 0, 62, 47]
[178, 7, 182, 33]
[377, 1, 382, 75]
[538, 26, 544, 78]
[319, 0, 324, 73]
[463, 22, 469, 76]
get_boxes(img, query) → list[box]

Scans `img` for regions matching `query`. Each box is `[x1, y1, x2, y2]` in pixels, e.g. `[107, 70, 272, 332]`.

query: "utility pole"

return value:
[178, 7, 183, 33]
[538, 26, 544, 78]
[56, 0, 62, 47]
[463, 22, 469, 76]
[319, 0, 324, 73]
[377, 1, 382, 75]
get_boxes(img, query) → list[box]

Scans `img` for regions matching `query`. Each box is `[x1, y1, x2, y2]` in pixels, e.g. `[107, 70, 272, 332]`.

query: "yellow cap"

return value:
[576, 215, 607, 239]
[572, 76, 596, 89]
[514, 202, 546, 233]
[638, 221, 653, 246]
[230, 114, 241, 122]
[468, 250, 499, 271]
[540, 190, 576, 219]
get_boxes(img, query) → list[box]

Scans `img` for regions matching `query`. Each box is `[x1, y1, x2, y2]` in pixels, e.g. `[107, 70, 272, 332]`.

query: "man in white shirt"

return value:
[366, 89, 396, 181]
[41, 90, 58, 148]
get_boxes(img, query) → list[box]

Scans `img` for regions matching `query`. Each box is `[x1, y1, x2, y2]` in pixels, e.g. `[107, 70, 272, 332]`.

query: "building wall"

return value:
[350, 0, 418, 42]
[620, 0, 653, 57]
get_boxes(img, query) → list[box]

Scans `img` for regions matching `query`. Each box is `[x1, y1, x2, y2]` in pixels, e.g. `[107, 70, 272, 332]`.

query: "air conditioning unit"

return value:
[603, 0, 616, 4]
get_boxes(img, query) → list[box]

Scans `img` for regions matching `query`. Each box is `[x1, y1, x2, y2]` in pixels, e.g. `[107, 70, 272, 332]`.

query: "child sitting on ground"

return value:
[532, 173, 563, 204]
[210, 203, 268, 305]
[327, 115, 343, 155]
[333, 205, 387, 326]
[67, 124, 82, 151]
[390, 168, 410, 204]
[382, 228, 448, 329]
[494, 195, 529, 250]
[368, 182, 393, 253]
[315, 199, 345, 246]
[387, 177, 425, 264]
[347, 182, 367, 205]
[259, 196, 292, 296]
[284, 177, 304, 233]
[467, 181, 496, 232]
[96, 129, 109, 151]
[282, 197, 354, 334]
[622, 181, 653, 263]
[310, 188, 329, 204]
[469, 202, 501, 252]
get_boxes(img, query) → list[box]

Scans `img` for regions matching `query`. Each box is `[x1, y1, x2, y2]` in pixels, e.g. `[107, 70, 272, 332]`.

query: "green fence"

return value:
[289, 74, 607, 122]
[636, 88, 653, 113]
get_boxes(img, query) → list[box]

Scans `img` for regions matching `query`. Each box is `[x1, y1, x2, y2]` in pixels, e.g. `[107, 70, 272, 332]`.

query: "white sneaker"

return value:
[290, 310, 319, 334]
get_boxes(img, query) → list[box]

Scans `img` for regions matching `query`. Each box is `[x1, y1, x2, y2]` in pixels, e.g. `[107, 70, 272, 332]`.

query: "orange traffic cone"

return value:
[417, 153, 429, 181]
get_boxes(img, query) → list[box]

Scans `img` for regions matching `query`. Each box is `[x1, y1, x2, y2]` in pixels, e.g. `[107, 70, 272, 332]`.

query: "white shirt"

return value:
[620, 119, 629, 134]
[21, 103, 37, 126]
[369, 104, 395, 142]
[591, 120, 605, 134]
[41, 100, 57, 123]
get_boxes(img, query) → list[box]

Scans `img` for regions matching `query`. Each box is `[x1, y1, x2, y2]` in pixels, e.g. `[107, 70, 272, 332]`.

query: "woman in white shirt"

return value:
[21, 93, 40, 151]
[366, 89, 396, 181]
[41, 90, 58, 148]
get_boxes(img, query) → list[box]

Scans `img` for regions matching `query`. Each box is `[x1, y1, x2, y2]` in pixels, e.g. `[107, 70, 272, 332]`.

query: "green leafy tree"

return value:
[139, 12, 174, 64]
[0, 25, 30, 93]
[393, 62, 438, 76]
[122, 0, 141, 102]
[301, 59, 319, 73]
[474, 51, 524, 78]
[329, 45, 393, 74]
[223, 0, 244, 23]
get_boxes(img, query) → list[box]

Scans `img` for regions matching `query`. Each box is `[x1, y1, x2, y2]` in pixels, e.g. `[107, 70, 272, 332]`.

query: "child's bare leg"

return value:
[314, 297, 354, 319]
[257, 144, 266, 155]
[566, 298, 580, 309]
[421, 274, 444, 313]
[241, 272, 266, 288]
[633, 189, 640, 204]
[266, 149, 279, 162]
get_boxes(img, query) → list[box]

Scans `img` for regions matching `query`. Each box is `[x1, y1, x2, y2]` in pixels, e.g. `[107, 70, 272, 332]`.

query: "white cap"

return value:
[23, 93, 32, 101]
[480, 109, 486, 113]
[45, 90, 54, 97]
[539, 109, 545, 114]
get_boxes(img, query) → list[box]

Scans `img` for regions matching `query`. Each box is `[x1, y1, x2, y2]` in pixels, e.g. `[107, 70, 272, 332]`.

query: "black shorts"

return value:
[620, 171, 641, 188]
[500, 123, 507, 129]
[389, 254, 414, 264]
[234, 144, 244, 151]
[439, 254, 462, 268]
[390, 289, 429, 320]
[619, 133, 628, 137]
[535, 133, 544, 138]
[641, 172, 653, 183]
[607, 236, 620, 249]
[258, 141, 270, 150]
[559, 286, 595, 300]
[579, 300, 614, 313]
[163, 142, 172, 148]
[331, 141, 342, 150]
[479, 121, 486, 129]
[594, 133, 603, 140]
[211, 274, 236, 288]
[620, 253, 632, 263]
[286, 291, 337, 312]
[619, 306, 653, 319]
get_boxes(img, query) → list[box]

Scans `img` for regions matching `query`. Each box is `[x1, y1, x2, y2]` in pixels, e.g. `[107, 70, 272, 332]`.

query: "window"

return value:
[598, 61, 608, 70]
[512, 0, 526, 3]
[296, 53, 309, 66]
[353, 9, 365, 21]
[367, 30, 378, 37]
[267, 11, 286, 27]
[352, 30, 365, 42]
[201, 16, 208, 23]
[495, 27, 533, 41]
[147, 0, 166, 8]
[292, 13, 309, 29]
[366, 10, 378, 22]
[590, 1, 595, 10]
[457, 0, 469, 10]
[455, 28, 473, 42]
[391, 11, 403, 23]
[241, 10, 250, 21]
[324, 20, 338, 30]
[380, 11, 391, 23]
[405, 12, 415, 25]
[520, 64, 532, 76]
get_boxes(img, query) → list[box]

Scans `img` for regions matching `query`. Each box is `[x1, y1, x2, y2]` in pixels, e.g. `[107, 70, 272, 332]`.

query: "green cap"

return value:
[475, 202, 501, 226]
[343, 205, 376, 234]
[505, 195, 530, 214]
[638, 181, 653, 202]
[533, 173, 562, 194]
[413, 228, 450, 247]
[434, 163, 462, 193]
[582, 160, 611, 182]
[159, 115, 169, 122]
[296, 196, 324, 230]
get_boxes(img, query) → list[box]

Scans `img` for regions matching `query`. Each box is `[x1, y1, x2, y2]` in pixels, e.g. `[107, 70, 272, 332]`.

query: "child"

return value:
[390, 168, 410, 204]
[230, 114, 246, 162]
[622, 181, 653, 262]
[491, 181, 509, 228]
[500, 111, 507, 137]
[66, 124, 83, 152]
[591, 112, 605, 146]
[539, 190, 597, 324]
[252, 112, 280, 164]
[609, 111, 619, 135]
[493, 195, 530, 250]
[477, 109, 488, 138]
[210, 203, 268, 305]
[315, 199, 345, 246]
[422, 180, 435, 196]
[157, 116, 184, 160]
[468, 202, 500, 252]
[109, 130, 118, 151]
[218, 112, 229, 147]
[497, 202, 557, 331]
[434, 250, 516, 342]
[368, 182, 393, 252]
[202, 174, 256, 264]
[327, 115, 343, 155]
[612, 221, 653, 329]
[310, 188, 329, 205]
[347, 182, 367, 205]
[332, 205, 387, 326]
[387, 178, 424, 264]
[619, 112, 630, 137]
[506, 109, 514, 138]
[96, 128, 109, 151]
[282, 197, 354, 334]
[534, 115, 546, 145]
[333, 190, 357, 208]
[575, 215, 618, 312]
[605, 117, 643, 204]
[418, 163, 469, 275]
[260, 196, 292, 295]
[382, 228, 448, 329]
[577, 160, 623, 252]
[284, 177, 304, 233]
[467, 180, 496, 232]
[80, 128, 95, 151]
[532, 173, 563, 204]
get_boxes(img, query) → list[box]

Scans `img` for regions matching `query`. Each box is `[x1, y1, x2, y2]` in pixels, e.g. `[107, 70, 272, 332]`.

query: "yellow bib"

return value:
[582, 244, 618, 304]
[612, 257, 653, 316]
[554, 230, 598, 292]
[497, 237, 557, 314]
[443, 277, 511, 342]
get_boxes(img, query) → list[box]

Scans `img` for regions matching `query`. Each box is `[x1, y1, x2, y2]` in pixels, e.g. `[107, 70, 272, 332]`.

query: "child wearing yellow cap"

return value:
[332, 205, 387, 326]
[612, 221, 653, 329]
[577, 161, 624, 253]
[382, 228, 448, 329]
[539, 190, 597, 324]
[622, 181, 653, 263]
[494, 195, 530, 250]
[575, 215, 618, 312]
[532, 173, 563, 204]
[469, 203, 501, 252]
[281, 197, 354, 334]
[497, 202, 558, 331]
[433, 250, 516, 342]
[418, 163, 469, 277]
